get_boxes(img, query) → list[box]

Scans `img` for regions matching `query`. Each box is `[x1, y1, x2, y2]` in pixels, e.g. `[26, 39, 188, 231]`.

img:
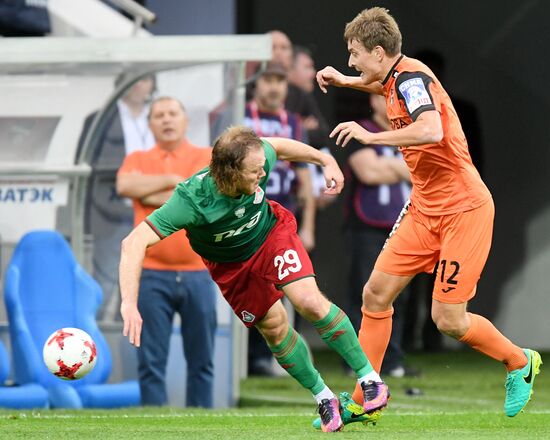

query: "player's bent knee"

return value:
[262, 327, 287, 346]
[362, 283, 392, 311]
[433, 315, 466, 339]
[432, 301, 470, 338]
[257, 321, 288, 346]
[293, 291, 330, 322]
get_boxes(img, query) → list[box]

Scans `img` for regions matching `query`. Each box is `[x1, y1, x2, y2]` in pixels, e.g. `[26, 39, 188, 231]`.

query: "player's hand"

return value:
[330, 121, 373, 147]
[121, 301, 143, 347]
[322, 155, 344, 195]
[316, 66, 346, 93]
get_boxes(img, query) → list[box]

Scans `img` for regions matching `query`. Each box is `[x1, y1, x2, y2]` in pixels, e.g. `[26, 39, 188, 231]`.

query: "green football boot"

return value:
[504, 349, 542, 417]
[312, 392, 381, 430]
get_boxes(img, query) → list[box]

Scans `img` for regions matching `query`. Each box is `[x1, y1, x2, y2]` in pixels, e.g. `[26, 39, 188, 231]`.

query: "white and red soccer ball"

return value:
[42, 328, 97, 380]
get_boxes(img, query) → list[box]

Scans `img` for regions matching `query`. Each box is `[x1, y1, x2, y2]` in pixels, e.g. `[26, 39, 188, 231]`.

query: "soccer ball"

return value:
[42, 328, 97, 380]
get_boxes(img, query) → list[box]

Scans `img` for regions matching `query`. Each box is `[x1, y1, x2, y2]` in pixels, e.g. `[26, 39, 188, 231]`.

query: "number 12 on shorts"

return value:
[435, 259, 460, 292]
[274, 249, 302, 281]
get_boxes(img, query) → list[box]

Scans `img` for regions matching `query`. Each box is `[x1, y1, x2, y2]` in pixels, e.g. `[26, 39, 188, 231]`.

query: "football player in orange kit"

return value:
[315, 6, 541, 426]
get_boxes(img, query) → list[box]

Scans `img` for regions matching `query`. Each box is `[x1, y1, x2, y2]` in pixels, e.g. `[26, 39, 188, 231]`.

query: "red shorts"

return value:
[204, 201, 315, 327]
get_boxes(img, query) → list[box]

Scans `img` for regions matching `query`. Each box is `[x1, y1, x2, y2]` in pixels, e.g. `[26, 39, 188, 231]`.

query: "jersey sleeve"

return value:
[262, 139, 277, 173]
[145, 186, 199, 239]
[395, 71, 438, 121]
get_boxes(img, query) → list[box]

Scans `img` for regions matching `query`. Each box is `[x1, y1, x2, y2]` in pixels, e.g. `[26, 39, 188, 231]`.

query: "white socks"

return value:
[314, 385, 336, 404]
[358, 370, 382, 385]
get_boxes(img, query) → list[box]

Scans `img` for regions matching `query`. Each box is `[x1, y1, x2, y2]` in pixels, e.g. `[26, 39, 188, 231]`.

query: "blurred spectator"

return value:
[245, 63, 315, 250]
[288, 45, 316, 93]
[77, 74, 156, 321]
[246, 31, 335, 211]
[117, 96, 217, 407]
[269, 30, 293, 70]
[252, 30, 329, 149]
[0, 0, 50, 36]
[272, 35, 328, 150]
[288, 45, 334, 208]
[243, 62, 315, 376]
[288, 45, 329, 144]
[344, 94, 417, 377]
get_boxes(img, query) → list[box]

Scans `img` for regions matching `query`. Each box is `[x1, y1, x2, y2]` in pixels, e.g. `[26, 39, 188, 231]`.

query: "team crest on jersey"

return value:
[398, 77, 432, 113]
[253, 186, 264, 204]
[241, 310, 256, 323]
[234, 207, 246, 218]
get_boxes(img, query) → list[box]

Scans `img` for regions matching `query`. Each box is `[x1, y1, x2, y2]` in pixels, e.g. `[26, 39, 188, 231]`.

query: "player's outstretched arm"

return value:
[316, 66, 383, 95]
[331, 110, 443, 148]
[263, 137, 344, 194]
[119, 222, 161, 347]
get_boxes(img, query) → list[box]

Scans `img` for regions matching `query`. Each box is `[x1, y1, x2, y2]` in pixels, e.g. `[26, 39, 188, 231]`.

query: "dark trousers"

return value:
[137, 269, 217, 407]
[345, 228, 410, 372]
[403, 271, 441, 352]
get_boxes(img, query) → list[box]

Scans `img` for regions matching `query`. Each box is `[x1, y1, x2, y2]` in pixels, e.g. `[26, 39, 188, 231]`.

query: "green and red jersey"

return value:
[146, 140, 278, 263]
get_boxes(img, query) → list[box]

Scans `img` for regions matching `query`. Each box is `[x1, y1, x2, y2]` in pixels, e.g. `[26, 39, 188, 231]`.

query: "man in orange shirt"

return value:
[316, 6, 541, 424]
[117, 96, 217, 407]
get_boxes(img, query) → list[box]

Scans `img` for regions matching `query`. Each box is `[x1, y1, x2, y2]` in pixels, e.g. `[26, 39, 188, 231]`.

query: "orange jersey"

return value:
[382, 56, 491, 215]
[118, 140, 212, 271]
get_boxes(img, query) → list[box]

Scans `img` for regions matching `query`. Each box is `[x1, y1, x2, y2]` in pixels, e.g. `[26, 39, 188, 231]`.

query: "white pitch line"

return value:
[242, 393, 499, 406]
[2, 410, 550, 419]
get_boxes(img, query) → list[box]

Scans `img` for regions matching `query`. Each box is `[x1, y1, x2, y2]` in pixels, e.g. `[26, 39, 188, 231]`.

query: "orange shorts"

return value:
[375, 198, 494, 304]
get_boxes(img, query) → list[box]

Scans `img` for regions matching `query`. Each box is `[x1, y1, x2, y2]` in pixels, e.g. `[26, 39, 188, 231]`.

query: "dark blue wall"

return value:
[147, 0, 235, 35]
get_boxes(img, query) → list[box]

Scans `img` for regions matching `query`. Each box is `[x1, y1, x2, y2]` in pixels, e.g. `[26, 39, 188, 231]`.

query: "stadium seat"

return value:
[0, 339, 49, 409]
[3, 230, 140, 408]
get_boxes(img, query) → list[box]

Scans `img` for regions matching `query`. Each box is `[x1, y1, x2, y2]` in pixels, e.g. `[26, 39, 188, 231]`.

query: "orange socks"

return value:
[459, 313, 527, 371]
[351, 306, 394, 404]
[350, 309, 526, 404]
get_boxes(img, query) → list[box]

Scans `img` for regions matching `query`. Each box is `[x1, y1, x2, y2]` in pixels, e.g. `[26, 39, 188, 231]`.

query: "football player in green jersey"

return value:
[119, 126, 388, 432]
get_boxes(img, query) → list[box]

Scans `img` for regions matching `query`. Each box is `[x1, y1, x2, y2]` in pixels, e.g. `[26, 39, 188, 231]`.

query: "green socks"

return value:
[268, 304, 374, 396]
[269, 327, 325, 395]
[314, 303, 374, 378]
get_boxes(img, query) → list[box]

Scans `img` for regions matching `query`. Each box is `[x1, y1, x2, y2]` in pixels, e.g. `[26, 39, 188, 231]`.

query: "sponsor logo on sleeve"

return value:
[398, 78, 432, 113]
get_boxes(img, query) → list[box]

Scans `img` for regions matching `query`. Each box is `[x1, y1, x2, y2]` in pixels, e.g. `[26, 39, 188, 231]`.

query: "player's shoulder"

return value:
[399, 56, 431, 72]
[182, 167, 211, 188]
[395, 57, 438, 84]
[260, 139, 278, 165]
[260, 138, 277, 154]
[173, 169, 212, 206]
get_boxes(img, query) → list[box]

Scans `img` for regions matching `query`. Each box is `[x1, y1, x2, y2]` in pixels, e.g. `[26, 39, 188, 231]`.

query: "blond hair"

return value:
[211, 126, 263, 195]
[344, 7, 402, 56]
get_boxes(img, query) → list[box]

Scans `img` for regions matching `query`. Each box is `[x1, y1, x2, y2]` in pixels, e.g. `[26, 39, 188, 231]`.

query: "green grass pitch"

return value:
[1, 350, 548, 439]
